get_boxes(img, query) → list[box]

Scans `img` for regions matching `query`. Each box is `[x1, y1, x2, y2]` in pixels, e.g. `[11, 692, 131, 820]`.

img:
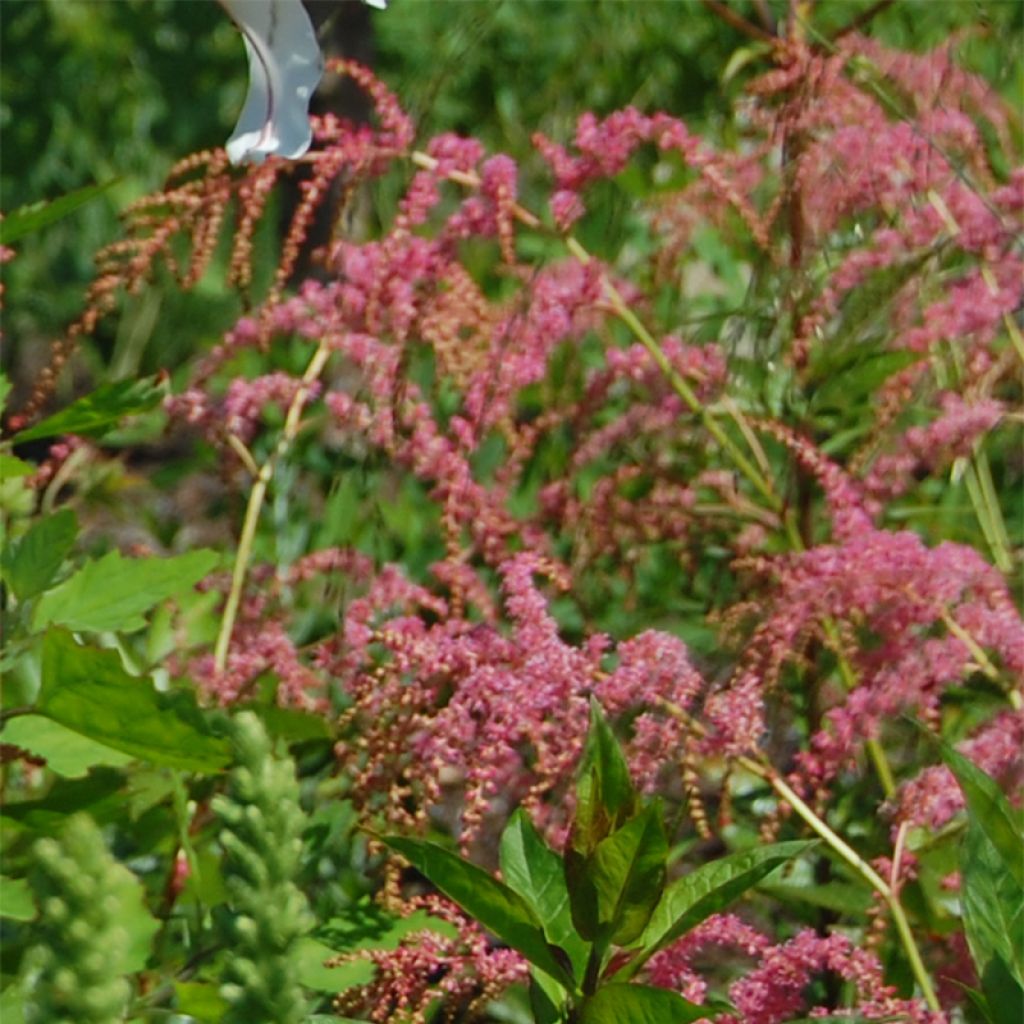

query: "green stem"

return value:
[564, 236, 780, 509]
[971, 448, 1013, 573]
[766, 769, 939, 1010]
[213, 342, 330, 674]
[660, 700, 939, 1011]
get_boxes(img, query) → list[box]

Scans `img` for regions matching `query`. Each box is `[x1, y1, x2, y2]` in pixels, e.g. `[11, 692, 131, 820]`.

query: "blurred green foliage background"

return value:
[1, 0, 1020, 398]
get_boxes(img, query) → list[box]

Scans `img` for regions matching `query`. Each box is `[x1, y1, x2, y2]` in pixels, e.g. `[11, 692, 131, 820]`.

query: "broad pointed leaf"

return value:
[500, 809, 586, 973]
[587, 803, 667, 946]
[578, 982, 704, 1024]
[570, 697, 636, 858]
[941, 745, 1023, 888]
[380, 834, 575, 989]
[627, 841, 815, 974]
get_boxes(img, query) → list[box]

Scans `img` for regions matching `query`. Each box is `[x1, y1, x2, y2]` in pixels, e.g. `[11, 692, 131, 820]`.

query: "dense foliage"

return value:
[1, 3, 1022, 1023]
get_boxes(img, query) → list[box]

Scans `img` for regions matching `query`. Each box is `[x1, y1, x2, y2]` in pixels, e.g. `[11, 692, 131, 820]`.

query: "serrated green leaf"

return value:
[0, 180, 120, 245]
[625, 841, 815, 977]
[1, 508, 77, 601]
[1, 715, 134, 777]
[12, 375, 165, 443]
[0, 876, 35, 921]
[32, 548, 218, 633]
[36, 629, 229, 772]
[500, 809, 587, 974]
[380, 834, 574, 989]
[578, 982, 703, 1024]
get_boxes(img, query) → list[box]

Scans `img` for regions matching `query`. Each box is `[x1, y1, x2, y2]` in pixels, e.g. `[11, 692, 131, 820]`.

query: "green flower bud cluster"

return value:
[213, 711, 313, 1024]
[23, 814, 135, 1024]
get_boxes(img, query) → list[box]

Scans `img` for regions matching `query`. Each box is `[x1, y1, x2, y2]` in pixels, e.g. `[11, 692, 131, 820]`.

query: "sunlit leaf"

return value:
[12, 375, 166, 443]
[33, 548, 218, 633]
[625, 841, 815, 975]
[578, 982, 703, 1024]
[500, 809, 588, 973]
[0, 715, 134, 777]
[0, 508, 77, 601]
[380, 834, 574, 988]
[36, 630, 229, 772]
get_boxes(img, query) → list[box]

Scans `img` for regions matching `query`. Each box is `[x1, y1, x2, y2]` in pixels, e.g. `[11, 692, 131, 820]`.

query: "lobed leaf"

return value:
[36, 629, 230, 772]
[0, 715, 134, 777]
[32, 548, 218, 633]
[0, 508, 77, 601]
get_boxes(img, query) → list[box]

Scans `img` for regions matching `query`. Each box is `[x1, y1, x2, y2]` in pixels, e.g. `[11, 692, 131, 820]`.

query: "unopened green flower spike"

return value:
[23, 814, 136, 1024]
[213, 710, 313, 1024]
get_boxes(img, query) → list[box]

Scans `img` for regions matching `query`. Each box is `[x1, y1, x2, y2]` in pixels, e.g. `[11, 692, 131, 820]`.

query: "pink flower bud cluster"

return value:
[649, 916, 940, 1024]
[333, 898, 527, 1023]
[321, 553, 703, 847]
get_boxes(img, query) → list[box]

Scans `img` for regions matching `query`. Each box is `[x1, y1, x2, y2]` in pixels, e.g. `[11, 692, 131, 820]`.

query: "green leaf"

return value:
[1, 509, 77, 601]
[980, 955, 1024, 1024]
[380, 834, 575, 989]
[33, 548, 218, 633]
[529, 966, 570, 1024]
[0, 180, 120, 246]
[174, 981, 231, 1022]
[295, 937, 374, 994]
[500, 808, 584, 969]
[0, 876, 36, 921]
[940, 745, 1023, 889]
[36, 629, 230, 772]
[121, 860, 161, 973]
[961, 803, 1024, 989]
[0, 715, 134, 777]
[578, 982, 704, 1024]
[937, 743, 1024, 988]
[571, 697, 637, 858]
[0, 982, 25, 1024]
[627, 841, 815, 975]
[12, 375, 165, 443]
[0, 455, 33, 479]
[571, 803, 667, 947]
[758, 880, 872, 915]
